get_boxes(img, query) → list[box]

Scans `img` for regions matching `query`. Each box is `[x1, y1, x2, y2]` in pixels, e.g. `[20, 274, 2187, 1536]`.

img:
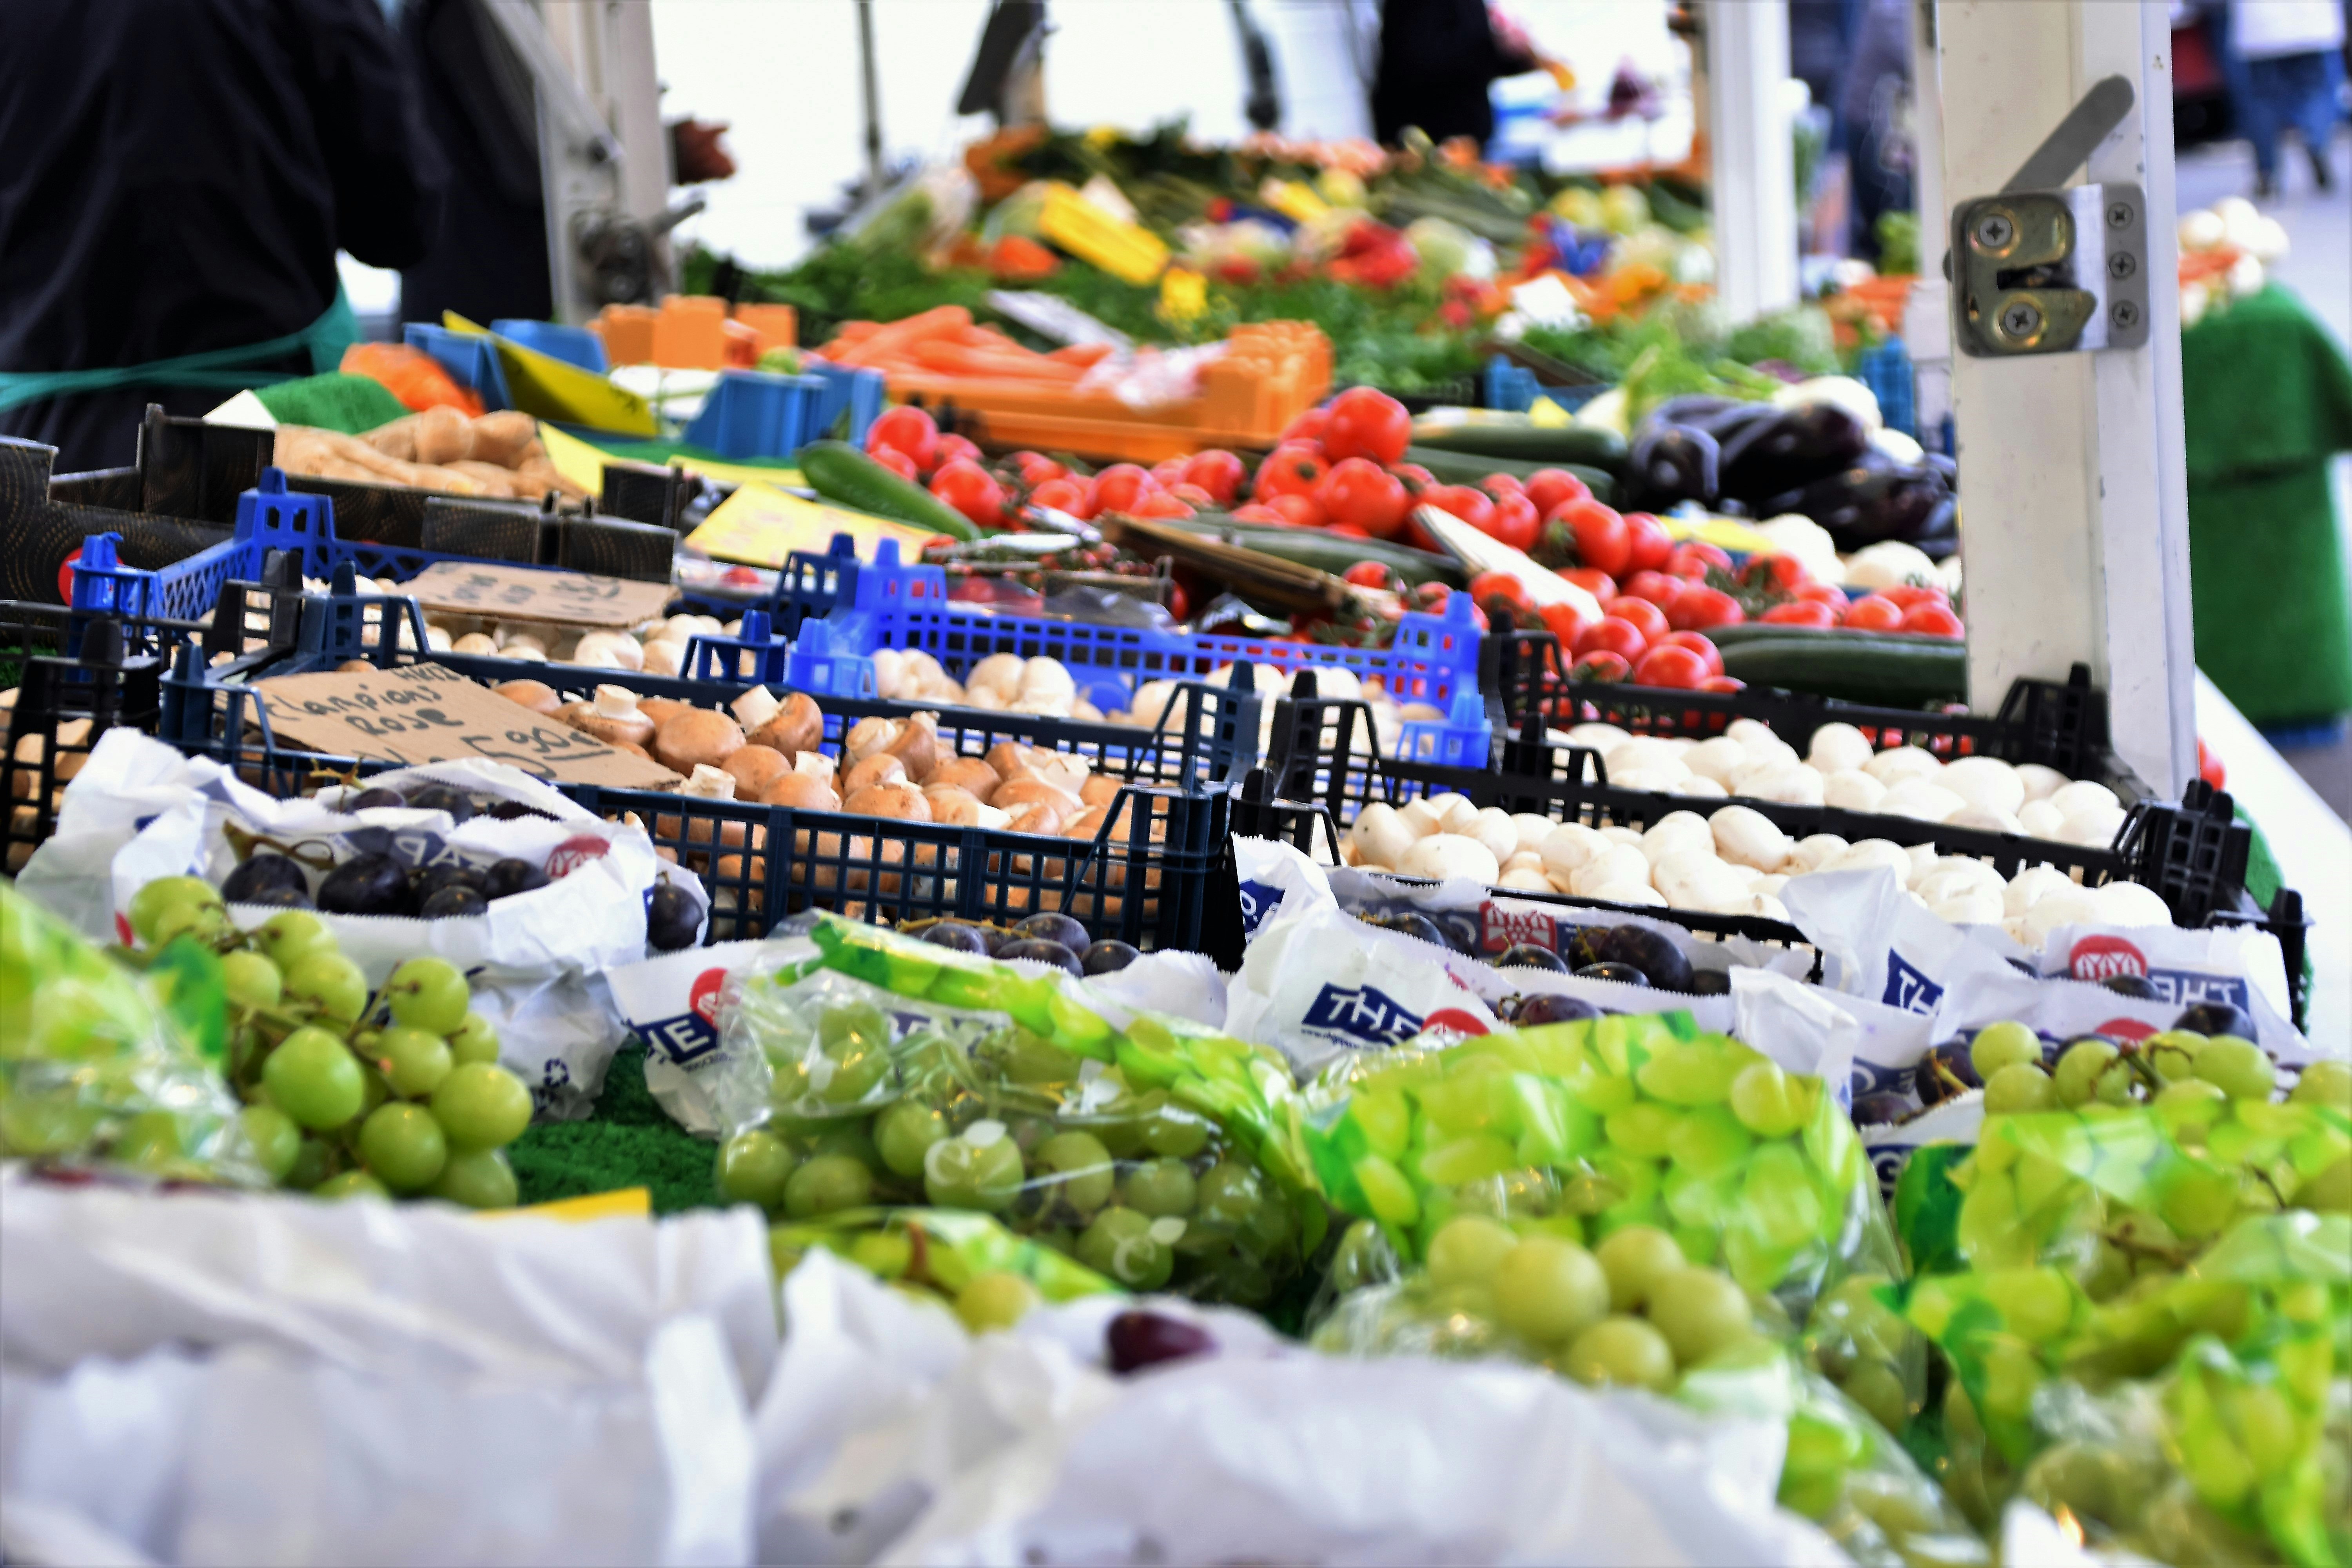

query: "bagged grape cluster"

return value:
[118, 874, 535, 1205]
[765, 1204, 1121, 1333]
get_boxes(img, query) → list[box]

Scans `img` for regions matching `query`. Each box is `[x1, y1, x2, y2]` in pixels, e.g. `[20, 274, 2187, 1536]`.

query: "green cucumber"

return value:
[1716, 633, 1966, 707]
[1157, 514, 1464, 587]
[798, 440, 980, 539]
[1402, 445, 1616, 506]
[1409, 414, 1627, 473]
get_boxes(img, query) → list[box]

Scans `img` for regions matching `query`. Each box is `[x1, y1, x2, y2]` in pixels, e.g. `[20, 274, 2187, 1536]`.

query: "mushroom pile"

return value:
[1793, 835, 2174, 946]
[1, 690, 87, 872]
[1122, 662, 1442, 756]
[1558, 718, 2128, 848]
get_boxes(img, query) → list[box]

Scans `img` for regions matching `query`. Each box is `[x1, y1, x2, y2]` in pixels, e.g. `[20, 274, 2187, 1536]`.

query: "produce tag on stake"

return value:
[250, 662, 682, 788]
[398, 562, 676, 629]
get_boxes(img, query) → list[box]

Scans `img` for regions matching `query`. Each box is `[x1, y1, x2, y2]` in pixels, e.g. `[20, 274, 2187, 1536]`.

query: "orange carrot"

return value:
[1047, 343, 1114, 368]
[829, 305, 972, 367]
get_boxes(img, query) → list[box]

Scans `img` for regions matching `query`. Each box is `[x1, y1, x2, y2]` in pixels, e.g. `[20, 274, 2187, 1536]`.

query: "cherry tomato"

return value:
[1554, 499, 1630, 577]
[1575, 616, 1650, 663]
[1027, 475, 1087, 514]
[1343, 561, 1400, 590]
[1900, 601, 1965, 638]
[1657, 631, 1724, 675]
[1319, 457, 1410, 540]
[1700, 675, 1747, 693]
[1468, 570, 1532, 611]
[1523, 468, 1590, 516]
[1570, 652, 1633, 683]
[1601, 596, 1669, 644]
[1131, 490, 1196, 519]
[1736, 554, 1811, 592]
[1010, 450, 1065, 485]
[1164, 581, 1190, 621]
[1667, 586, 1745, 632]
[933, 433, 983, 468]
[1387, 462, 1436, 497]
[1167, 481, 1215, 506]
[1795, 581, 1848, 608]
[1623, 512, 1675, 573]
[1089, 464, 1158, 516]
[1267, 492, 1325, 528]
[1633, 644, 1711, 689]
[1280, 406, 1331, 448]
[1423, 485, 1494, 531]
[1181, 449, 1246, 505]
[1879, 584, 1949, 610]
[929, 458, 1007, 528]
[1621, 570, 1686, 610]
[1254, 442, 1330, 502]
[2198, 737, 2227, 789]
[1321, 387, 1412, 466]
[1485, 492, 1541, 552]
[1231, 502, 1288, 524]
[1538, 600, 1594, 648]
[1562, 568, 1617, 601]
[1842, 593, 1905, 631]
[1760, 599, 1838, 628]
[869, 446, 918, 481]
[867, 405, 939, 469]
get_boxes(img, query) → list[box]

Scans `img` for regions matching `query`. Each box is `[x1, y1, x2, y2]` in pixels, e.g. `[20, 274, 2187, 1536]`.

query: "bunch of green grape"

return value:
[0, 885, 249, 1175]
[714, 995, 1308, 1305]
[766, 1206, 1119, 1334]
[122, 877, 530, 1207]
[1306, 1011, 1894, 1316]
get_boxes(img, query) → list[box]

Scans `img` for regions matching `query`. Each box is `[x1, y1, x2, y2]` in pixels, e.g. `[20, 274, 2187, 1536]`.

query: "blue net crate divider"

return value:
[775, 532, 865, 633]
[291, 563, 432, 668]
[403, 323, 512, 410]
[68, 534, 152, 621]
[782, 619, 878, 699]
[684, 608, 794, 686]
[1859, 339, 1916, 438]
[684, 370, 824, 460]
[234, 469, 338, 581]
[1396, 688, 1494, 766]
[804, 359, 886, 449]
[491, 319, 607, 374]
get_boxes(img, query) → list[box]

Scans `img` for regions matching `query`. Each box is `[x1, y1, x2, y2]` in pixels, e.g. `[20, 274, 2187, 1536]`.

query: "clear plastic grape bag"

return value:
[766, 1205, 1123, 1317]
[0, 885, 261, 1183]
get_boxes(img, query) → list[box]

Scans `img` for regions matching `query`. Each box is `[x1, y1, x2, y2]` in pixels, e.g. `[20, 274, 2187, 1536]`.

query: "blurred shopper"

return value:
[1840, 0, 1916, 264]
[1371, 0, 1537, 147]
[2225, 0, 2345, 198]
[0, 0, 443, 472]
[398, 0, 550, 328]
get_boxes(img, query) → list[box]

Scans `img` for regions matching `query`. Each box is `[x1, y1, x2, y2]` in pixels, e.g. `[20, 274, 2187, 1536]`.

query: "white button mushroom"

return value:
[1683, 736, 1750, 786]
[2015, 764, 2070, 804]
[1350, 802, 1418, 869]
[1614, 764, 1697, 792]
[1641, 811, 1715, 866]
[1678, 776, 1729, 799]
[2049, 779, 2121, 819]
[1498, 866, 1554, 891]
[1805, 722, 1875, 775]
[1866, 747, 1944, 786]
[1751, 894, 1790, 922]
[1946, 805, 2025, 836]
[1820, 769, 1889, 812]
[1510, 813, 1559, 856]
[1939, 757, 2027, 817]
[1735, 760, 1828, 805]
[1929, 886, 2006, 925]
[1786, 833, 1850, 872]
[1431, 793, 1482, 836]
[1397, 833, 1501, 884]
[2018, 798, 2067, 840]
[2091, 880, 2172, 927]
[1904, 842, 1944, 882]
[1540, 822, 1610, 876]
[1470, 807, 1522, 865]
[1881, 780, 1967, 822]
[1572, 844, 1653, 896]
[1724, 719, 1780, 750]
[1396, 797, 1449, 839]
[1587, 880, 1668, 908]
[2059, 804, 2128, 848]
[1566, 723, 1631, 752]
[2004, 864, 2081, 916]
[1653, 849, 1754, 913]
[1607, 736, 1686, 775]
[1599, 826, 1646, 846]
[1710, 805, 1791, 871]
[1751, 873, 1789, 897]
[1822, 839, 1915, 879]
[2018, 890, 2102, 944]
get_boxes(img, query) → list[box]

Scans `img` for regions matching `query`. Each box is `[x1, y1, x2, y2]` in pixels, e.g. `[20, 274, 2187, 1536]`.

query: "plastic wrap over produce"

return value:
[609, 939, 811, 1135]
[2026, 921, 2309, 1058]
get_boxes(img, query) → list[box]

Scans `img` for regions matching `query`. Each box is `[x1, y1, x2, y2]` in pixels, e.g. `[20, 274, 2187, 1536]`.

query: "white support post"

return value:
[1935, 0, 2195, 796]
[1704, 0, 1799, 322]
[1904, 0, 1952, 446]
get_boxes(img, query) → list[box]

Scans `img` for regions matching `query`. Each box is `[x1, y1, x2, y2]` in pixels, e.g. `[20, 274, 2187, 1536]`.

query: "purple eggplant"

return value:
[1626, 423, 1720, 510]
[1759, 463, 1955, 555]
[1717, 402, 1871, 503]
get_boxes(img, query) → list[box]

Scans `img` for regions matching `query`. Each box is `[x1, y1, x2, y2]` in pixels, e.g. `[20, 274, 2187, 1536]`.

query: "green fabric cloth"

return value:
[508, 1044, 722, 1216]
[254, 372, 412, 436]
[2180, 283, 2352, 724]
[0, 286, 360, 414]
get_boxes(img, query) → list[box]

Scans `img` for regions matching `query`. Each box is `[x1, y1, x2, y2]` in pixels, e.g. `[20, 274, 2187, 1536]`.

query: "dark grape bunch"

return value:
[907, 912, 1139, 978]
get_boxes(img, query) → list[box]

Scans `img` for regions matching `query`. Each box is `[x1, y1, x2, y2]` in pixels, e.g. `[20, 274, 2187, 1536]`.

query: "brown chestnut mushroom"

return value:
[760, 772, 842, 812]
[840, 752, 907, 797]
[653, 707, 745, 776]
[572, 686, 656, 748]
[843, 781, 929, 822]
[750, 692, 824, 757]
[995, 775, 1082, 816]
[882, 713, 938, 781]
[639, 697, 690, 729]
[494, 679, 563, 715]
[927, 755, 1000, 801]
[722, 744, 792, 799]
[1079, 774, 1121, 808]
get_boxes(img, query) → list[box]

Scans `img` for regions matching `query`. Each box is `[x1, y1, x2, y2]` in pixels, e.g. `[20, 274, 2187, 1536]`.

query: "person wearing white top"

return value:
[2225, 0, 2347, 197]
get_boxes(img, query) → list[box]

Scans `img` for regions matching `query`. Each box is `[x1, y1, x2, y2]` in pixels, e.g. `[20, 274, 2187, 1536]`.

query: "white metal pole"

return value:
[1704, 0, 1799, 321]
[1904, 0, 1951, 448]
[1934, 0, 2194, 795]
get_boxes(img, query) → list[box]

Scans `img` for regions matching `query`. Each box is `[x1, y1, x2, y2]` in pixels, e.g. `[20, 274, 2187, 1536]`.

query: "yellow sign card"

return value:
[445, 312, 658, 436]
[684, 481, 946, 569]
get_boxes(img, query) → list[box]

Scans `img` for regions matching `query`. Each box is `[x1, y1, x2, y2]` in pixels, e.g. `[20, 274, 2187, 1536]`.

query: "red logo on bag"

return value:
[688, 967, 728, 1024]
[544, 835, 610, 880]
[114, 913, 134, 946]
[2069, 935, 2147, 983]
[2098, 1016, 2157, 1042]
[1422, 1007, 1492, 1040]
[1478, 900, 1558, 953]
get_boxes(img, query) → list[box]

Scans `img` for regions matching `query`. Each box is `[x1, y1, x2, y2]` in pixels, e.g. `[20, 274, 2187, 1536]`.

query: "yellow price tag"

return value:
[446, 312, 658, 436]
[483, 1187, 652, 1223]
[684, 481, 945, 570]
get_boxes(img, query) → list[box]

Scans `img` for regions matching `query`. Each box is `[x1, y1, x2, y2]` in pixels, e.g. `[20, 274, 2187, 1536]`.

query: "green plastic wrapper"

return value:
[0, 886, 260, 1181]
[768, 1205, 1122, 1307]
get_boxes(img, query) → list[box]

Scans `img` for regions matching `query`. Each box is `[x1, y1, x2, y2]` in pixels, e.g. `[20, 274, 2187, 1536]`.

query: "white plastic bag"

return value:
[1781, 866, 2017, 1014]
[609, 940, 809, 1136]
[2027, 920, 2312, 1058]
[1224, 904, 1499, 1076]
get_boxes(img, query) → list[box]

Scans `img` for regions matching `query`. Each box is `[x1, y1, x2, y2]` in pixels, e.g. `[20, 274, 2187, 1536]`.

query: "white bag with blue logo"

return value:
[1224, 903, 1500, 1077]
[1779, 866, 2017, 1016]
[2023, 920, 2312, 1058]
[607, 939, 794, 1136]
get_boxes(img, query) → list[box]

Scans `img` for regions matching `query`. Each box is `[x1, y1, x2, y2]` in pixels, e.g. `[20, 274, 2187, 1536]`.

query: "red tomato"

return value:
[1479, 472, 1526, 499]
[1343, 561, 1399, 590]
[1321, 387, 1413, 466]
[2198, 737, 2227, 789]
[1319, 457, 1410, 540]
[1671, 539, 1733, 572]
[1267, 492, 1325, 528]
[1700, 675, 1747, 693]
[1736, 554, 1811, 592]
[1485, 492, 1541, 552]
[1657, 631, 1723, 675]
[929, 458, 1006, 528]
[1181, 449, 1246, 505]
[1575, 616, 1650, 663]
[1089, 464, 1158, 516]
[1623, 512, 1675, 573]
[1327, 521, 1370, 537]
[1011, 450, 1065, 485]
[1562, 568, 1617, 601]
[869, 446, 918, 481]
[1571, 652, 1633, 683]
[1165, 581, 1190, 621]
[1538, 601, 1594, 648]
[1231, 503, 1288, 524]
[1900, 602, 1965, 638]
[867, 405, 939, 469]
[1795, 581, 1848, 608]
[1167, 482, 1215, 506]
[1760, 599, 1838, 628]
[1879, 584, 1949, 610]
[1554, 499, 1630, 577]
[1027, 475, 1087, 514]
[1842, 593, 1905, 631]
[1523, 468, 1590, 516]
[1468, 570, 1531, 610]
[1151, 458, 1191, 488]
[1423, 485, 1494, 531]
[1280, 406, 1332, 448]
[1387, 462, 1436, 497]
[1667, 586, 1745, 632]
[1131, 490, 1196, 519]
[1255, 443, 1331, 502]
[933, 433, 982, 468]
[1633, 644, 1711, 689]
[1621, 570, 1686, 610]
[1601, 596, 1670, 645]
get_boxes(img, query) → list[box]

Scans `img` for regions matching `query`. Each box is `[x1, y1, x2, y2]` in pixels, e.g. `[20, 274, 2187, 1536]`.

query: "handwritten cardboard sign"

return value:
[400, 562, 677, 629]
[683, 480, 944, 570]
[252, 662, 682, 789]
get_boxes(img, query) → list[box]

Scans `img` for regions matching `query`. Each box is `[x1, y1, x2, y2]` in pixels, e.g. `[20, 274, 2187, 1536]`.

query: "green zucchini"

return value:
[798, 441, 980, 539]
[1158, 514, 1464, 587]
[1401, 445, 1617, 506]
[1717, 633, 1966, 707]
[1409, 413, 1627, 473]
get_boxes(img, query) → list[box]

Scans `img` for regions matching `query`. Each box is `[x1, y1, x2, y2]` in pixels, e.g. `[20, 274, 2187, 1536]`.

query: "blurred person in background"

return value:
[1371, 0, 1537, 146]
[0, 0, 443, 472]
[1840, 0, 1916, 265]
[2223, 0, 2346, 198]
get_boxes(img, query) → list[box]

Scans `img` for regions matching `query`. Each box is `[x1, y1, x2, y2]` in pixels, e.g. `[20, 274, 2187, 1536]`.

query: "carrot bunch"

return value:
[821, 307, 1114, 384]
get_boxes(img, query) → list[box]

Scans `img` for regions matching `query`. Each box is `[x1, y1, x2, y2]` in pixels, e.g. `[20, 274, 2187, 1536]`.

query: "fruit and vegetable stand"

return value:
[4, 28, 2350, 1568]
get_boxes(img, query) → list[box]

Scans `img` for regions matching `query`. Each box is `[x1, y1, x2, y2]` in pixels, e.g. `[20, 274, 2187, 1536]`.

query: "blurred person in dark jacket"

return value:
[1372, 0, 1537, 146]
[0, 0, 443, 472]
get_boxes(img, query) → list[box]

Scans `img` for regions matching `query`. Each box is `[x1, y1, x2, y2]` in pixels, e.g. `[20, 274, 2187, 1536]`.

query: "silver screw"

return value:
[2109, 251, 2136, 279]
[2112, 300, 2141, 330]
[1975, 212, 2015, 249]
[2107, 202, 2132, 229]
[2001, 300, 2043, 338]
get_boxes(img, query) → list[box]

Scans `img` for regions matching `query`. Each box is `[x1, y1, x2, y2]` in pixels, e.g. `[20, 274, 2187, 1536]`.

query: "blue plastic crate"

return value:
[683, 370, 824, 460]
[681, 608, 793, 686]
[71, 526, 264, 628]
[1481, 356, 1609, 416]
[804, 358, 886, 448]
[403, 324, 512, 410]
[1858, 339, 1917, 438]
[492, 319, 608, 374]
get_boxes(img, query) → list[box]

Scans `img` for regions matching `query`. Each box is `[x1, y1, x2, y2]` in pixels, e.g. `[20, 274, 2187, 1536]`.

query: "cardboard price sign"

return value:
[252, 663, 681, 788]
[400, 562, 677, 628]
